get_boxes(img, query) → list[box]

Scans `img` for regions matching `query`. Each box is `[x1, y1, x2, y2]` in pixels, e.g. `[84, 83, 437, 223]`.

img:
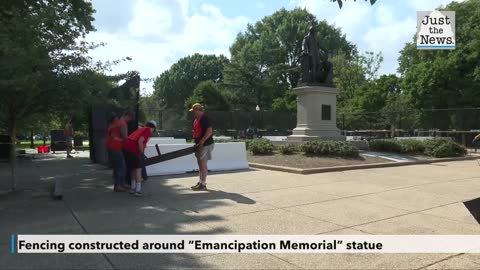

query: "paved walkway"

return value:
[361, 151, 420, 162]
[0, 154, 479, 269]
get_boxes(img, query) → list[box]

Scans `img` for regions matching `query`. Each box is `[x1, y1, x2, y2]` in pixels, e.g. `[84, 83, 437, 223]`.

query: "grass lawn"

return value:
[248, 152, 392, 169]
[16, 140, 89, 149]
[16, 141, 51, 149]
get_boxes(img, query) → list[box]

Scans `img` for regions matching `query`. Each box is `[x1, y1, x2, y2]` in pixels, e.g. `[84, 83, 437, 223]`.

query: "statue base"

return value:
[287, 85, 345, 142]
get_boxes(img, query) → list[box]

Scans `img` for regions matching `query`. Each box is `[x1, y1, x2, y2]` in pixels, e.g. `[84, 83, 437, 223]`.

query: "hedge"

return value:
[248, 138, 274, 155]
[301, 141, 359, 158]
[368, 138, 466, 158]
[278, 144, 298, 155]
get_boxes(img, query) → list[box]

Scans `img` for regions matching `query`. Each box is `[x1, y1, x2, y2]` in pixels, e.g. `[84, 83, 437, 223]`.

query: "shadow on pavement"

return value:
[0, 156, 256, 269]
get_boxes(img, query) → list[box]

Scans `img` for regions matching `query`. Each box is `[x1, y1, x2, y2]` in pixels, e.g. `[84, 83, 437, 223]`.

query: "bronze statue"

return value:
[300, 26, 333, 86]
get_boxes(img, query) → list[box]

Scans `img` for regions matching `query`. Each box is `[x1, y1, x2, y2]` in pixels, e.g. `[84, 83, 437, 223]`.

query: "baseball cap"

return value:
[146, 120, 157, 128]
[189, 103, 204, 112]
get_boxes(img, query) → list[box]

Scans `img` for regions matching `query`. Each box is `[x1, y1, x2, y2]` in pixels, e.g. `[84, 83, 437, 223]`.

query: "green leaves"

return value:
[225, 8, 356, 111]
[153, 54, 229, 112]
[0, 0, 97, 126]
[399, 0, 480, 112]
[186, 81, 231, 112]
[369, 138, 467, 158]
[333, 51, 382, 107]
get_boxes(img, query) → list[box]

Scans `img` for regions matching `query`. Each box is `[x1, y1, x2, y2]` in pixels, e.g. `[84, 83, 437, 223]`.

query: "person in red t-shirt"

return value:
[118, 111, 134, 142]
[118, 111, 135, 185]
[124, 120, 156, 196]
[105, 113, 128, 192]
[189, 103, 215, 191]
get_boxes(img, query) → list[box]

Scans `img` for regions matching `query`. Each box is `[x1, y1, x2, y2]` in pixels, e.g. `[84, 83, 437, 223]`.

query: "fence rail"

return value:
[144, 108, 480, 145]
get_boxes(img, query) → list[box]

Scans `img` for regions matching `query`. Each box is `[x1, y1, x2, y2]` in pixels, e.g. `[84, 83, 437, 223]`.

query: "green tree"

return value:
[380, 96, 418, 136]
[0, 0, 97, 190]
[398, 0, 480, 114]
[186, 81, 231, 111]
[225, 8, 356, 111]
[153, 54, 229, 112]
[272, 90, 297, 112]
[346, 74, 400, 112]
[140, 94, 161, 127]
[340, 74, 407, 129]
[333, 51, 383, 107]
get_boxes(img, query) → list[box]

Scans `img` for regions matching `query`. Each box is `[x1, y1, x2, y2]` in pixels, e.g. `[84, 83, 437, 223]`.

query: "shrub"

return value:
[423, 138, 452, 154]
[369, 137, 466, 158]
[424, 138, 466, 158]
[248, 138, 274, 155]
[398, 139, 425, 153]
[278, 144, 298, 155]
[368, 139, 403, 153]
[300, 140, 359, 158]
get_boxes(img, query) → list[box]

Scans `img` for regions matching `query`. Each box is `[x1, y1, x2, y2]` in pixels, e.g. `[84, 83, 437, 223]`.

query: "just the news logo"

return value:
[417, 10, 455, 50]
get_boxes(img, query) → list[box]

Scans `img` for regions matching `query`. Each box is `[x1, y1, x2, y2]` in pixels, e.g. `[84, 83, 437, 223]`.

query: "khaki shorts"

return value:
[195, 143, 214, 161]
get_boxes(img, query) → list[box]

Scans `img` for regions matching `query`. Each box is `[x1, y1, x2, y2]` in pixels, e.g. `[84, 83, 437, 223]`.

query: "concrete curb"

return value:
[248, 163, 304, 174]
[249, 155, 480, 175]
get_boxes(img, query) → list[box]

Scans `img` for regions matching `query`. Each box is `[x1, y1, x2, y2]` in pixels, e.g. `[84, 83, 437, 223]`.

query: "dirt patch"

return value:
[248, 152, 392, 169]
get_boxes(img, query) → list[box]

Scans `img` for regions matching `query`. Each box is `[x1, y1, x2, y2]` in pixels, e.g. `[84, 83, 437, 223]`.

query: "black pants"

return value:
[124, 151, 148, 183]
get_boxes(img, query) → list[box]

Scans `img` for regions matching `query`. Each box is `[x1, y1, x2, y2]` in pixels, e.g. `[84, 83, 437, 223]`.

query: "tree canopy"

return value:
[224, 8, 357, 111]
[152, 54, 229, 112]
[398, 0, 480, 111]
[0, 0, 127, 190]
[186, 81, 231, 112]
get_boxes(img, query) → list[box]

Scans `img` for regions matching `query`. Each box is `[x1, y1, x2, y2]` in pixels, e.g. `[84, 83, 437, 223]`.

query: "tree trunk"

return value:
[9, 119, 17, 191]
[43, 133, 46, 146]
[30, 129, 34, 148]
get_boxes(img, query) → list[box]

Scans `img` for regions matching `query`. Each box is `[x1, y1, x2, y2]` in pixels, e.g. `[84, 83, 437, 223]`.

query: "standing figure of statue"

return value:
[300, 26, 334, 85]
[301, 26, 320, 83]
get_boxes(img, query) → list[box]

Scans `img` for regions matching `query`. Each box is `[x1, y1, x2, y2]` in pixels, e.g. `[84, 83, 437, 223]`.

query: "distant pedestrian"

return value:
[64, 118, 74, 158]
[123, 120, 156, 197]
[473, 134, 480, 153]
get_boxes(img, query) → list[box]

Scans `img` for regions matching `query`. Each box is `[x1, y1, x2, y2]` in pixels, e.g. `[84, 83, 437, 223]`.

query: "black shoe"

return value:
[192, 183, 207, 191]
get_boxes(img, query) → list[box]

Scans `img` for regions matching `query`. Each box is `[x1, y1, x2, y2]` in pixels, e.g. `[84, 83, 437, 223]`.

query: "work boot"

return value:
[191, 183, 207, 191]
[191, 182, 201, 189]
[114, 185, 128, 192]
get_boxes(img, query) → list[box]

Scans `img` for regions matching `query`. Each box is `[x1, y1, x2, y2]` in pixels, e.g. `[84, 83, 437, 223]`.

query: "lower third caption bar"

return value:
[14, 235, 480, 254]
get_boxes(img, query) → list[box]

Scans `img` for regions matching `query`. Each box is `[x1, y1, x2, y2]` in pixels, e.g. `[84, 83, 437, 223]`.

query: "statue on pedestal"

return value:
[300, 26, 334, 86]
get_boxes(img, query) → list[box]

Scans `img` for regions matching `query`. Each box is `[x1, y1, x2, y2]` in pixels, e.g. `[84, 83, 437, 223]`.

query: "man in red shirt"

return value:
[124, 120, 156, 196]
[118, 111, 134, 185]
[118, 111, 135, 142]
[189, 103, 215, 191]
[105, 113, 128, 192]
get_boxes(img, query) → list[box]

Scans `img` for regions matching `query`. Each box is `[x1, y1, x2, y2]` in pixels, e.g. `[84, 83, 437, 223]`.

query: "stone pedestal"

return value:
[288, 85, 345, 142]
